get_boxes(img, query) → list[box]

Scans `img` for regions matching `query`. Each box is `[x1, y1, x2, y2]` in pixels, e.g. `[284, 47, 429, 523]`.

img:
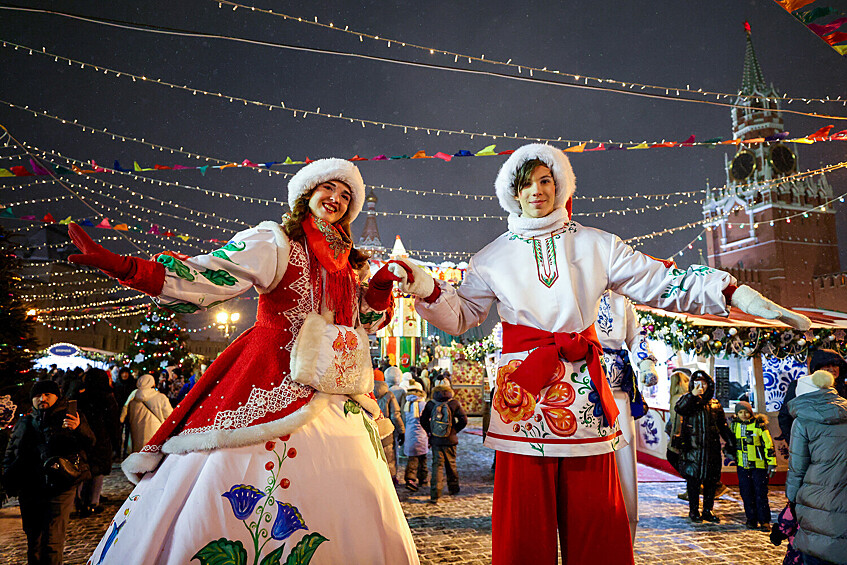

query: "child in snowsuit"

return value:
[402, 383, 428, 492]
[421, 383, 467, 503]
[730, 400, 776, 529]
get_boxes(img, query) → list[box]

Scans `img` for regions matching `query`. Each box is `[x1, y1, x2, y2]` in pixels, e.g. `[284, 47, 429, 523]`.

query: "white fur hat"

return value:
[795, 370, 836, 397]
[494, 143, 576, 216]
[287, 158, 366, 222]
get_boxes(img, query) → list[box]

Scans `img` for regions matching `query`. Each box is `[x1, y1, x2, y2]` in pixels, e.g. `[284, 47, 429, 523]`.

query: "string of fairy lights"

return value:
[212, 0, 847, 109]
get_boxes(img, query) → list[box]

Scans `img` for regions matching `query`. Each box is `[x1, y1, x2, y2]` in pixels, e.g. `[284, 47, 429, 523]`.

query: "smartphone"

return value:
[67, 399, 78, 417]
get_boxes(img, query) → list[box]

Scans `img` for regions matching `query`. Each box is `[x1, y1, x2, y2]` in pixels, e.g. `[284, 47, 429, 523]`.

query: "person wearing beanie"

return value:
[383, 143, 808, 564]
[730, 400, 777, 529]
[786, 369, 847, 564]
[3, 378, 95, 565]
[779, 348, 847, 445]
[71, 158, 419, 564]
[595, 290, 660, 544]
[402, 382, 429, 492]
[421, 382, 467, 503]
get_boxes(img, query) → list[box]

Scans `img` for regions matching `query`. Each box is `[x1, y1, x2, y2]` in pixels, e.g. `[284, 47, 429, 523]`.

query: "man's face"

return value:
[515, 165, 556, 218]
[32, 393, 58, 411]
[821, 364, 841, 378]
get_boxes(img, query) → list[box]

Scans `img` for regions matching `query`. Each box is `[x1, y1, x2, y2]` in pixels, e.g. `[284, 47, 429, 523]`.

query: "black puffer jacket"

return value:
[421, 385, 467, 447]
[674, 371, 736, 482]
[78, 369, 120, 476]
[2, 398, 96, 495]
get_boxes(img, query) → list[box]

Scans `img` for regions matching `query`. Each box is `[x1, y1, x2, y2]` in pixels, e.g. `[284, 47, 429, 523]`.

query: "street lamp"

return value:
[216, 311, 240, 341]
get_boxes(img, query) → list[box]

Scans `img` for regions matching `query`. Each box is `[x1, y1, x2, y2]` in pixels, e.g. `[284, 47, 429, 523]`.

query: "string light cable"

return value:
[213, 0, 847, 110]
[2, 4, 845, 122]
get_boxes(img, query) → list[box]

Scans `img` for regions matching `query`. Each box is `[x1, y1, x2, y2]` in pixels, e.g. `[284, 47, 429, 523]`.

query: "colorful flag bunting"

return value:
[372, 155, 388, 160]
[475, 145, 497, 156]
[10, 166, 32, 176]
[79, 219, 95, 227]
[565, 143, 587, 152]
[42, 213, 55, 223]
[58, 216, 72, 225]
[0, 208, 15, 218]
[30, 159, 51, 175]
[114, 160, 131, 172]
[0, 168, 13, 177]
[113, 223, 129, 231]
[410, 151, 430, 159]
[433, 152, 453, 162]
[96, 218, 112, 229]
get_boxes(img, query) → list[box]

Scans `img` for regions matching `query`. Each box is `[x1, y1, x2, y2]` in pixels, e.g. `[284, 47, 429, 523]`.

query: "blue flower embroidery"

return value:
[222, 484, 265, 520]
[271, 501, 308, 541]
[587, 381, 610, 427]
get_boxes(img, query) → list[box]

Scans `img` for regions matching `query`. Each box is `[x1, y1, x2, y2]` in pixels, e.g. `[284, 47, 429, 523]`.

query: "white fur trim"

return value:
[161, 392, 333, 455]
[287, 158, 365, 222]
[121, 451, 165, 485]
[255, 220, 291, 293]
[494, 144, 576, 216]
[506, 207, 569, 237]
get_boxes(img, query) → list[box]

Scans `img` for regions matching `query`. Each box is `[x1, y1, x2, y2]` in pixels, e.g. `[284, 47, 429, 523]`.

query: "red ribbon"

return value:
[501, 322, 619, 426]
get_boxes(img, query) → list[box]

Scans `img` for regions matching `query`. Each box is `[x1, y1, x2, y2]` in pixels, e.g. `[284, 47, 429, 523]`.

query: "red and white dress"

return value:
[87, 221, 419, 565]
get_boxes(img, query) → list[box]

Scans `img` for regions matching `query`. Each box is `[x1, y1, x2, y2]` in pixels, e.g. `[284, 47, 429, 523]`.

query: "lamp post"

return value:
[215, 311, 240, 341]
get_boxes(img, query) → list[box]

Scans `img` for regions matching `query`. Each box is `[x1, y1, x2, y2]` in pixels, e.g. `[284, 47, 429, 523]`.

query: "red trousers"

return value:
[492, 451, 634, 565]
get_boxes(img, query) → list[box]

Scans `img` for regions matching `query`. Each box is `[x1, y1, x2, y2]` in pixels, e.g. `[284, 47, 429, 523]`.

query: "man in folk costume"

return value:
[387, 143, 811, 564]
[66, 158, 419, 564]
[595, 290, 660, 544]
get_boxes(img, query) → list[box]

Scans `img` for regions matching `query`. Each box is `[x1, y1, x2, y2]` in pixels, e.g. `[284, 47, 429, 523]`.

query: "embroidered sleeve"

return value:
[414, 258, 497, 336]
[154, 225, 288, 313]
[605, 235, 735, 316]
[358, 284, 394, 333]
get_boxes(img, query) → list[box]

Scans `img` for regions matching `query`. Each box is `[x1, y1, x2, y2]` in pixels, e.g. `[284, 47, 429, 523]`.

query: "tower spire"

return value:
[357, 188, 386, 259]
[741, 22, 767, 95]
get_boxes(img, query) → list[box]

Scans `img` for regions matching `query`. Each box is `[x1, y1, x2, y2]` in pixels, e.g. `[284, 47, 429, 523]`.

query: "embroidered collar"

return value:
[301, 213, 352, 273]
[507, 207, 569, 238]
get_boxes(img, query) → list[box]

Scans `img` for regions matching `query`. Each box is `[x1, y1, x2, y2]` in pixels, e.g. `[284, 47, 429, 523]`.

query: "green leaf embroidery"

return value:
[284, 533, 328, 565]
[157, 254, 195, 281]
[362, 413, 386, 462]
[359, 310, 382, 325]
[161, 301, 200, 314]
[192, 538, 248, 565]
[343, 399, 361, 416]
[200, 269, 239, 287]
[210, 241, 247, 264]
[259, 544, 287, 565]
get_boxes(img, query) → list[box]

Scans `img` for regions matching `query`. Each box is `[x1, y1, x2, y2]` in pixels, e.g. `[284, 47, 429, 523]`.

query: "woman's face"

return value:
[308, 180, 352, 224]
[515, 165, 556, 218]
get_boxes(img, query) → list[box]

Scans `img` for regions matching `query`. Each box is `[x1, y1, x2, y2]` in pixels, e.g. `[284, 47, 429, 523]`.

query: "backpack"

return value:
[430, 400, 452, 438]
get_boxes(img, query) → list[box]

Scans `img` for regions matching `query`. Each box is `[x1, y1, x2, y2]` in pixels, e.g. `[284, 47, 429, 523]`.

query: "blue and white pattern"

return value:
[596, 293, 613, 336]
[638, 411, 661, 447]
[763, 356, 807, 412]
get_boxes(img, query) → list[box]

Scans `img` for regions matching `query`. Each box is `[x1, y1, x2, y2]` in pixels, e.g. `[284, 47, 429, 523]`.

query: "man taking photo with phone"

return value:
[2, 380, 95, 565]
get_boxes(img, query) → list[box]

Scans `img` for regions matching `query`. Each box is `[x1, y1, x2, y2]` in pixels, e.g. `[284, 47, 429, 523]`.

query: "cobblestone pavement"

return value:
[0, 420, 791, 564]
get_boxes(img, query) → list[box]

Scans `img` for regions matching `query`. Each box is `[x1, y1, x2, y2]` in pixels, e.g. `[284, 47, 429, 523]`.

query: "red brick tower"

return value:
[702, 24, 840, 307]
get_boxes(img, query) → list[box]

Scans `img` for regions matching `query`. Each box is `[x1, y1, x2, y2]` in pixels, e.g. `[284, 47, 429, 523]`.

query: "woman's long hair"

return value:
[282, 191, 368, 270]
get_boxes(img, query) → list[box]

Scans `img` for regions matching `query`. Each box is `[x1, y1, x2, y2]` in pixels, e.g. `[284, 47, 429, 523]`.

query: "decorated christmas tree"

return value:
[124, 305, 193, 376]
[0, 226, 38, 386]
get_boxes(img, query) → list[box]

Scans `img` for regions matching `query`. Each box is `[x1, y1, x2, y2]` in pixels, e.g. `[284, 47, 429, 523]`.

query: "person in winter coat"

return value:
[779, 349, 847, 445]
[374, 372, 404, 484]
[119, 374, 174, 453]
[77, 368, 121, 516]
[675, 370, 736, 523]
[386, 365, 406, 407]
[730, 400, 777, 529]
[665, 369, 691, 474]
[786, 369, 847, 565]
[421, 383, 467, 503]
[112, 367, 136, 458]
[402, 383, 429, 492]
[2, 380, 95, 565]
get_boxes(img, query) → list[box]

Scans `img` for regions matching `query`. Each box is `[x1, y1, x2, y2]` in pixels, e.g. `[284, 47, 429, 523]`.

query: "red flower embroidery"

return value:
[344, 330, 358, 349]
[538, 361, 577, 437]
[493, 359, 536, 424]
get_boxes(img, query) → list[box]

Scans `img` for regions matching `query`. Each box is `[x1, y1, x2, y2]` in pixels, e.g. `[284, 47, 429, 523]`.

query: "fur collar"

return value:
[507, 207, 569, 237]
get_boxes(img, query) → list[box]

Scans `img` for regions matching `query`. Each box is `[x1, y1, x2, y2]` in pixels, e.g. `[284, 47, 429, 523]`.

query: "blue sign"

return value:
[48, 343, 80, 357]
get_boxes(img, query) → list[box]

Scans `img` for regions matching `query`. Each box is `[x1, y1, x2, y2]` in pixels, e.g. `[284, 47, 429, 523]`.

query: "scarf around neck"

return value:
[507, 206, 569, 237]
[301, 213, 356, 325]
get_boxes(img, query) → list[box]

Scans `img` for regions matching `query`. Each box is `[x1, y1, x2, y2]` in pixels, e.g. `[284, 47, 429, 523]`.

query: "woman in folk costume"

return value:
[385, 143, 811, 565]
[594, 289, 660, 544]
[67, 159, 419, 565]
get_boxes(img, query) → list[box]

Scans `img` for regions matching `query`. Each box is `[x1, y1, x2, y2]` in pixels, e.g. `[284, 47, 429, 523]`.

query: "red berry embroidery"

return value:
[265, 461, 274, 471]
[279, 434, 291, 442]
[265, 441, 275, 451]
[287, 447, 297, 458]
[280, 478, 290, 489]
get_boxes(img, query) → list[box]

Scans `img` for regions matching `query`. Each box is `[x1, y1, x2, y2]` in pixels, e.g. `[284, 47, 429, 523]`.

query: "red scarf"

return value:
[302, 214, 357, 326]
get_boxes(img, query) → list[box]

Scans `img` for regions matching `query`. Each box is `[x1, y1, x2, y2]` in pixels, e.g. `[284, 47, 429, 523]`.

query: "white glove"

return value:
[730, 285, 811, 331]
[638, 358, 659, 387]
[387, 258, 435, 298]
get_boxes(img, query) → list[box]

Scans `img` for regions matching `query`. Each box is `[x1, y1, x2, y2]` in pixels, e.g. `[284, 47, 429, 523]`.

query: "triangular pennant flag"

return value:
[349, 155, 369, 161]
[30, 159, 51, 175]
[304, 157, 315, 164]
[833, 44, 847, 56]
[741, 137, 765, 144]
[564, 143, 587, 153]
[453, 150, 473, 157]
[389, 155, 409, 159]
[0, 169, 13, 177]
[79, 219, 94, 226]
[371, 155, 388, 160]
[807, 125, 834, 139]
[113, 223, 129, 231]
[90, 161, 106, 173]
[148, 224, 160, 235]
[650, 142, 677, 148]
[113, 160, 131, 172]
[173, 164, 193, 170]
[162, 230, 175, 236]
[241, 159, 259, 167]
[219, 163, 237, 169]
[702, 137, 723, 144]
[0, 207, 15, 218]
[720, 139, 743, 145]
[153, 164, 172, 170]
[177, 235, 190, 242]
[585, 143, 606, 151]
[789, 137, 815, 144]
[134, 161, 144, 172]
[283, 157, 296, 164]
[53, 165, 74, 176]
[261, 161, 280, 168]
[58, 216, 73, 225]
[96, 218, 112, 229]
[765, 132, 790, 142]
[829, 130, 847, 140]
[198, 166, 209, 176]
[41, 213, 56, 223]
[128, 224, 143, 232]
[497, 150, 515, 155]
[807, 18, 847, 38]
[433, 152, 453, 162]
[627, 142, 649, 150]
[72, 165, 84, 173]
[21, 215, 37, 221]
[475, 145, 497, 156]
[410, 151, 430, 159]
[680, 135, 695, 146]
[10, 166, 33, 176]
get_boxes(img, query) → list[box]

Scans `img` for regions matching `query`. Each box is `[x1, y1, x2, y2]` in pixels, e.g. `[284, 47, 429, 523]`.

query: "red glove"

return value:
[67, 223, 165, 296]
[364, 262, 403, 311]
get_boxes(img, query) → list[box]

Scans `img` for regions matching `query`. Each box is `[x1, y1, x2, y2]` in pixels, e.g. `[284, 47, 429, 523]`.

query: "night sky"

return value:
[2, 0, 846, 337]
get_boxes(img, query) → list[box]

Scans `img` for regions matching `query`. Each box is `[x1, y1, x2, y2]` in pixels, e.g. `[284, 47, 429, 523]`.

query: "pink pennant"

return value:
[29, 159, 52, 175]
[148, 224, 161, 235]
[585, 143, 606, 151]
[433, 152, 453, 162]
[372, 155, 388, 160]
[173, 164, 193, 170]
[90, 161, 106, 173]
[241, 159, 259, 167]
[680, 135, 695, 146]
[96, 218, 112, 229]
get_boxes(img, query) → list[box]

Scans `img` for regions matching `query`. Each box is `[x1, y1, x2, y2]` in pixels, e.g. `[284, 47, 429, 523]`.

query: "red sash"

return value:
[501, 323, 619, 426]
